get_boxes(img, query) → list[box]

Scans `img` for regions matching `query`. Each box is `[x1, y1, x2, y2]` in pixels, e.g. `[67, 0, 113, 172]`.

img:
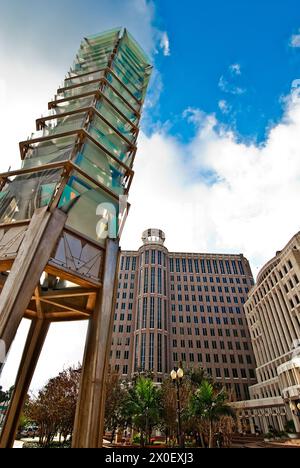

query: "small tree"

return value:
[104, 372, 128, 443]
[25, 367, 80, 447]
[125, 377, 160, 447]
[190, 380, 235, 448]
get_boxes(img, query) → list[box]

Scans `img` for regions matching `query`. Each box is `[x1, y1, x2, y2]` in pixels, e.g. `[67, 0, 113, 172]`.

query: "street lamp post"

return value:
[170, 366, 185, 448]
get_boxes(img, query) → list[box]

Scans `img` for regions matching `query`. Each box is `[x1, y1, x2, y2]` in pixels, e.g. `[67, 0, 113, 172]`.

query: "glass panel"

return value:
[123, 30, 151, 67]
[58, 82, 99, 99]
[42, 112, 87, 137]
[96, 98, 136, 142]
[74, 139, 127, 195]
[103, 84, 138, 124]
[112, 61, 142, 100]
[60, 170, 124, 245]
[22, 136, 76, 169]
[77, 47, 113, 62]
[88, 114, 131, 163]
[73, 58, 108, 74]
[106, 73, 140, 110]
[0, 169, 62, 224]
[64, 70, 105, 88]
[52, 96, 94, 115]
[83, 27, 120, 48]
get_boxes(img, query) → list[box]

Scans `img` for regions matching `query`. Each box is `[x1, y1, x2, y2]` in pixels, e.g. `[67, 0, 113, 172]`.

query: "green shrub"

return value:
[284, 420, 296, 434]
[133, 434, 141, 445]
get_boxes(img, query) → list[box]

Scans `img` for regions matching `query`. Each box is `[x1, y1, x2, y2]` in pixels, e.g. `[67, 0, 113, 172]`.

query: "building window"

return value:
[150, 267, 155, 293]
[157, 297, 162, 329]
[144, 268, 148, 293]
[134, 335, 139, 371]
[150, 297, 155, 328]
[151, 250, 156, 264]
[141, 334, 146, 371]
[149, 333, 154, 370]
[142, 297, 147, 328]
[238, 261, 245, 275]
[158, 251, 162, 265]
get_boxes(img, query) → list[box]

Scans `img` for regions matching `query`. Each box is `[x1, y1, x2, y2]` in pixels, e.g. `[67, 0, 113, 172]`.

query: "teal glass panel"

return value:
[106, 73, 140, 110]
[74, 139, 126, 195]
[103, 85, 138, 124]
[88, 115, 131, 163]
[96, 99, 136, 142]
[112, 61, 142, 100]
[61, 170, 122, 245]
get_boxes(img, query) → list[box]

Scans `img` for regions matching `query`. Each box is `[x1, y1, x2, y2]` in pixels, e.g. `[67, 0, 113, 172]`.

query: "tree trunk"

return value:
[209, 421, 213, 448]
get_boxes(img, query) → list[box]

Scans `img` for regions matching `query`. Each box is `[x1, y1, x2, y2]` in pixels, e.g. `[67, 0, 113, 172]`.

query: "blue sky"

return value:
[1, 0, 300, 390]
[152, 0, 300, 143]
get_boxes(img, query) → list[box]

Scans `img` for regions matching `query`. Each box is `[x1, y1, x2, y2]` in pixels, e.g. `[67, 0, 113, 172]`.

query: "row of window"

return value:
[171, 305, 243, 314]
[113, 325, 131, 333]
[171, 315, 244, 326]
[171, 353, 255, 379]
[169, 258, 246, 276]
[120, 254, 251, 280]
[170, 333, 250, 351]
[120, 256, 137, 271]
[171, 284, 249, 294]
[170, 275, 250, 285]
[170, 294, 246, 304]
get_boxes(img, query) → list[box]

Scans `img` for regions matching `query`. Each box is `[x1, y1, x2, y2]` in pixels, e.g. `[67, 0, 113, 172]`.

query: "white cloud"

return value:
[218, 99, 231, 114]
[159, 31, 171, 56]
[230, 63, 242, 75]
[123, 90, 300, 283]
[290, 30, 300, 48]
[218, 75, 246, 95]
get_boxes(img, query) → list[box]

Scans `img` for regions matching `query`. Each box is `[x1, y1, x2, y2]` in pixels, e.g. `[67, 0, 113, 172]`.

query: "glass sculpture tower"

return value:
[0, 28, 152, 448]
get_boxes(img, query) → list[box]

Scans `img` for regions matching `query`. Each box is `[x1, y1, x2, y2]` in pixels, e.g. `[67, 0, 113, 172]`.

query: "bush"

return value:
[284, 420, 296, 434]
[132, 434, 141, 445]
[23, 440, 71, 449]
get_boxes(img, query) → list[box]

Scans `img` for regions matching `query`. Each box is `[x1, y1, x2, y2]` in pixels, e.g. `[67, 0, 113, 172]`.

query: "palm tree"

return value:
[125, 377, 160, 447]
[190, 380, 235, 448]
